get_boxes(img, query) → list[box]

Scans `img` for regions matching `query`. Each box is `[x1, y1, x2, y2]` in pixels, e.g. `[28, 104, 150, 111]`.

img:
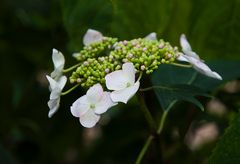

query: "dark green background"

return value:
[0, 0, 240, 163]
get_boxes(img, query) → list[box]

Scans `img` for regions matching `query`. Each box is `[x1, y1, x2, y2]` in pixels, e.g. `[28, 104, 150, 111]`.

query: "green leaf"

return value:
[151, 61, 240, 111]
[148, 84, 209, 111]
[190, 0, 240, 59]
[191, 61, 240, 91]
[208, 112, 240, 163]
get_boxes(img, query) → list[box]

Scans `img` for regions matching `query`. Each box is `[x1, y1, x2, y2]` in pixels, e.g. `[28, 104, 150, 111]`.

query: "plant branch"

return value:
[135, 135, 154, 164]
[137, 92, 156, 131]
[61, 83, 80, 96]
[63, 63, 81, 73]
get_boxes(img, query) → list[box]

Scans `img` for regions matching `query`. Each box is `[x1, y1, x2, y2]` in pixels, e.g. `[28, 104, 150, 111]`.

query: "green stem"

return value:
[63, 63, 81, 73]
[137, 92, 156, 131]
[137, 71, 143, 81]
[170, 62, 192, 68]
[157, 111, 168, 134]
[140, 85, 172, 92]
[135, 110, 169, 163]
[135, 135, 154, 164]
[61, 83, 80, 96]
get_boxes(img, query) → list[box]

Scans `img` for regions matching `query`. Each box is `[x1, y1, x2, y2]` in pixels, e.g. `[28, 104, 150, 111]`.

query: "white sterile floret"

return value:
[177, 34, 222, 80]
[46, 75, 67, 118]
[83, 29, 103, 46]
[50, 49, 65, 80]
[70, 84, 116, 128]
[145, 32, 157, 41]
[105, 62, 140, 104]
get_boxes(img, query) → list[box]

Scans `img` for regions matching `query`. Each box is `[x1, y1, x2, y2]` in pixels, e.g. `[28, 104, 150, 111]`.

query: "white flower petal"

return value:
[83, 29, 103, 46]
[185, 51, 200, 60]
[86, 84, 104, 104]
[51, 49, 65, 80]
[71, 95, 90, 117]
[177, 54, 189, 62]
[52, 48, 65, 70]
[94, 92, 117, 114]
[51, 69, 62, 80]
[185, 55, 222, 80]
[180, 34, 192, 52]
[46, 75, 58, 91]
[145, 32, 157, 40]
[205, 71, 222, 80]
[110, 81, 140, 103]
[58, 76, 67, 90]
[79, 109, 100, 128]
[180, 34, 200, 60]
[48, 98, 60, 118]
[122, 62, 136, 85]
[50, 88, 61, 99]
[105, 70, 130, 90]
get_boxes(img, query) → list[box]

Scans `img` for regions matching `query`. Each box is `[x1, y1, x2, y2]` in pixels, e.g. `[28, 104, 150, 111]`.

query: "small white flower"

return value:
[46, 75, 67, 118]
[83, 29, 103, 46]
[71, 84, 116, 128]
[105, 62, 140, 104]
[145, 32, 157, 41]
[50, 49, 65, 80]
[177, 34, 222, 80]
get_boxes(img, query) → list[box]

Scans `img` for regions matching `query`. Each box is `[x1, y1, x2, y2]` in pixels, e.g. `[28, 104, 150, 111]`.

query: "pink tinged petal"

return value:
[122, 62, 136, 85]
[86, 83, 104, 104]
[110, 81, 140, 104]
[94, 92, 117, 114]
[70, 95, 90, 117]
[79, 110, 100, 128]
[145, 32, 157, 40]
[105, 70, 130, 90]
[48, 98, 60, 118]
[83, 29, 103, 46]
[52, 48, 65, 69]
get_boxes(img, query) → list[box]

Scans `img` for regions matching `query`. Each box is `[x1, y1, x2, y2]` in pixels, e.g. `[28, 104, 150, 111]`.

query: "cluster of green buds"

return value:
[73, 37, 118, 62]
[70, 33, 179, 87]
[110, 38, 178, 74]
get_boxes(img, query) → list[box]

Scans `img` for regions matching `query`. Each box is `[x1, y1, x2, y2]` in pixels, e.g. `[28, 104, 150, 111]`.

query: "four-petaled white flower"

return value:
[51, 49, 65, 80]
[145, 32, 157, 41]
[46, 75, 67, 118]
[83, 29, 103, 46]
[105, 62, 140, 104]
[70, 84, 116, 128]
[177, 34, 222, 80]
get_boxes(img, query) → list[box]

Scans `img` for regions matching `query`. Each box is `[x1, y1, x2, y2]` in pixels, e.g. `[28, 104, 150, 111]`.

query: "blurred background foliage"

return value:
[0, 0, 240, 163]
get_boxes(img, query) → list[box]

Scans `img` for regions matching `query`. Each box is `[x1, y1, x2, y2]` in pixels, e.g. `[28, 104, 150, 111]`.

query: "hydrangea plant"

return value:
[46, 29, 222, 163]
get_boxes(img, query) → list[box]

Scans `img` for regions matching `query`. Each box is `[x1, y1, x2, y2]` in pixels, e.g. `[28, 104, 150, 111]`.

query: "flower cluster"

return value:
[70, 31, 178, 88]
[46, 29, 222, 128]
